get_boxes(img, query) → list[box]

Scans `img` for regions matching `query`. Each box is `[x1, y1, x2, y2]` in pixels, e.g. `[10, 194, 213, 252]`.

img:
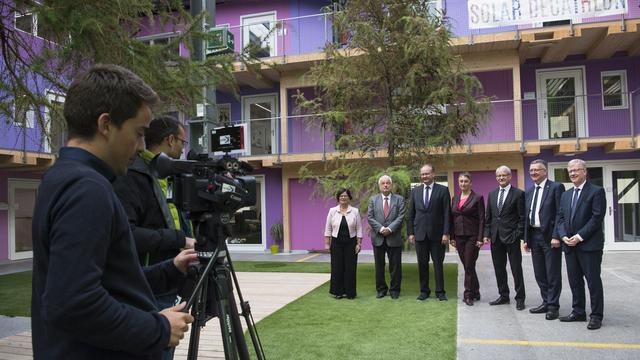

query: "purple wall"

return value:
[522, 56, 640, 140]
[467, 70, 515, 143]
[289, 179, 373, 251]
[287, 87, 334, 154]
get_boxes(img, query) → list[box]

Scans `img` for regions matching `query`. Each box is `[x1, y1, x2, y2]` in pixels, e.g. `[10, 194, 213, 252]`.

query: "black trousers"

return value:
[456, 236, 480, 300]
[565, 249, 603, 320]
[490, 239, 525, 301]
[530, 228, 562, 308]
[373, 239, 402, 294]
[415, 240, 446, 295]
[330, 236, 358, 297]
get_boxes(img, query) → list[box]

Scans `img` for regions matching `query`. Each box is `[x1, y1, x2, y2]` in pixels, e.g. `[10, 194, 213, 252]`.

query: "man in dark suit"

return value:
[367, 175, 406, 299]
[554, 159, 606, 330]
[483, 165, 526, 310]
[524, 159, 564, 320]
[407, 164, 451, 301]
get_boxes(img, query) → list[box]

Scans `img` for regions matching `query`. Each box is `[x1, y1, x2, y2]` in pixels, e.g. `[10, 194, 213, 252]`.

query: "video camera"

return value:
[151, 151, 256, 215]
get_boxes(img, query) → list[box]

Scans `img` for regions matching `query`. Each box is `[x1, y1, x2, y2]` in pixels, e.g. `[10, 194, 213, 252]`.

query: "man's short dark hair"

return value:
[530, 159, 548, 170]
[145, 115, 184, 148]
[336, 188, 353, 202]
[63, 64, 158, 139]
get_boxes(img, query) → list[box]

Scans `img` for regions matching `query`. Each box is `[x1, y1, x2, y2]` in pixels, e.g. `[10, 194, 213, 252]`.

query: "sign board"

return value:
[468, 0, 628, 29]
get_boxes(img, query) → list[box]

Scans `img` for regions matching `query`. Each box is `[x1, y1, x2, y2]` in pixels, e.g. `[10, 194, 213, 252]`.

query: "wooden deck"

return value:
[0, 272, 329, 359]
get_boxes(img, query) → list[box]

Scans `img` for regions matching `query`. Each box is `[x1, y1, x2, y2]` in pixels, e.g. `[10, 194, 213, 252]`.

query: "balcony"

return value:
[223, 1, 640, 89]
[229, 88, 639, 167]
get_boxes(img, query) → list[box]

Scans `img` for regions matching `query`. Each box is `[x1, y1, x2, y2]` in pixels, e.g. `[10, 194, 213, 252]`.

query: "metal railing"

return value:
[218, 90, 639, 160]
[217, 0, 640, 60]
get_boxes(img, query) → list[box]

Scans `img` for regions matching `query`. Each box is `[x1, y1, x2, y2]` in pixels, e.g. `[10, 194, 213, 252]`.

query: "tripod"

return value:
[183, 211, 266, 360]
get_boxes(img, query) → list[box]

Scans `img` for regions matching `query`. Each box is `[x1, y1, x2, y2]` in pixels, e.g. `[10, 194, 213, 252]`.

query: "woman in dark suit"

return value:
[450, 172, 485, 306]
[323, 188, 363, 299]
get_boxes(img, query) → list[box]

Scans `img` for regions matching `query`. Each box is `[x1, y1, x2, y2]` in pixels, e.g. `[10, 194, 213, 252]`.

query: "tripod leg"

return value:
[214, 263, 240, 360]
[227, 282, 250, 360]
[187, 284, 206, 360]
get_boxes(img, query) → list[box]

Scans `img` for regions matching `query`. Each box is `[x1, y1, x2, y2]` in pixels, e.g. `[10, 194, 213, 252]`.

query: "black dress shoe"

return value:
[437, 294, 448, 301]
[473, 294, 481, 301]
[489, 296, 510, 305]
[333, 294, 344, 299]
[463, 298, 474, 306]
[587, 318, 602, 330]
[545, 309, 559, 320]
[416, 292, 430, 301]
[390, 292, 399, 299]
[529, 304, 548, 314]
[516, 300, 525, 310]
[376, 291, 387, 299]
[559, 312, 587, 322]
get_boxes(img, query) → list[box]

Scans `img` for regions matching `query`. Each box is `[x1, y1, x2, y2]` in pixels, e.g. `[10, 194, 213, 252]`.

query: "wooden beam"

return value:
[604, 140, 636, 153]
[279, 81, 289, 155]
[554, 141, 588, 155]
[541, 37, 575, 63]
[627, 37, 640, 57]
[586, 27, 612, 59]
[462, 50, 519, 72]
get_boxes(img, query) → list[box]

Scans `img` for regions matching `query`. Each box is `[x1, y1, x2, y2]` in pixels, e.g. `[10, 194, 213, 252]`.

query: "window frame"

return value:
[137, 31, 182, 57]
[240, 11, 278, 58]
[601, 70, 628, 110]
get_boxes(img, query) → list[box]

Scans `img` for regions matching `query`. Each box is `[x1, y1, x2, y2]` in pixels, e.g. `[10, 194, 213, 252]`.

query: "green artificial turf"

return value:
[0, 271, 32, 317]
[246, 262, 458, 360]
[232, 260, 331, 273]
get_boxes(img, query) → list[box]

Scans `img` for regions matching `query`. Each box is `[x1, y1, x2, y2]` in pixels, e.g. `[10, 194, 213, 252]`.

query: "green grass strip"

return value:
[246, 262, 458, 360]
[0, 271, 32, 317]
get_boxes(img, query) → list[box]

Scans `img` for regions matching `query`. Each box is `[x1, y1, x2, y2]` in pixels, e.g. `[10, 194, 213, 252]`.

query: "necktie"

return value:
[497, 188, 505, 213]
[383, 197, 389, 218]
[424, 185, 430, 209]
[530, 186, 540, 226]
[571, 188, 580, 217]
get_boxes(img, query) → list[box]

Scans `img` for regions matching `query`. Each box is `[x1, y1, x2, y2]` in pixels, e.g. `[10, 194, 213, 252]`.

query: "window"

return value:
[241, 12, 277, 58]
[601, 70, 628, 110]
[13, 101, 35, 128]
[139, 33, 181, 57]
[14, 2, 56, 42]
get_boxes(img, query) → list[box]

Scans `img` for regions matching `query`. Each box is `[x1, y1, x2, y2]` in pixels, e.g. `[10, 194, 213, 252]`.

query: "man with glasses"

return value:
[524, 160, 565, 320]
[114, 115, 195, 359]
[484, 166, 526, 310]
[554, 159, 606, 330]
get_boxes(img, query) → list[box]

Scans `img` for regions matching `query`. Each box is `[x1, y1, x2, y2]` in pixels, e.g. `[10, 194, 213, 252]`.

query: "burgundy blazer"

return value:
[450, 191, 485, 242]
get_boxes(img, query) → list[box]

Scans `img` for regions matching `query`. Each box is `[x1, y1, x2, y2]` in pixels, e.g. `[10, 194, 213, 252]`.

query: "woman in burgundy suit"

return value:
[450, 173, 485, 306]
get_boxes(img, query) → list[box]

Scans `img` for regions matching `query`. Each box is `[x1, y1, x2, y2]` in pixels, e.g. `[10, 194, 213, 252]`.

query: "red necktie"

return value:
[383, 197, 389, 218]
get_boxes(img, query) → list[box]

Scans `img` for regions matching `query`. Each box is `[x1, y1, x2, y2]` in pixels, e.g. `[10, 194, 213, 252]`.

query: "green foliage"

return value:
[269, 221, 284, 244]
[294, 0, 490, 199]
[1, 0, 240, 150]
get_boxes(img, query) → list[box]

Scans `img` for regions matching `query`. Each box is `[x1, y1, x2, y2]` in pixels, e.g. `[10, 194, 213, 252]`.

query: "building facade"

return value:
[1, 0, 639, 261]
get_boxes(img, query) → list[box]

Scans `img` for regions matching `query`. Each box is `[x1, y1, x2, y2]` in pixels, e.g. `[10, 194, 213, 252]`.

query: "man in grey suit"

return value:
[407, 164, 451, 301]
[367, 175, 406, 299]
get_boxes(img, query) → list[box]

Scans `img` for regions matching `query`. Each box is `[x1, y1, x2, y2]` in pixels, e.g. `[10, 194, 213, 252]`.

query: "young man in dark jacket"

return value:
[114, 116, 195, 269]
[113, 116, 196, 360]
[31, 64, 196, 359]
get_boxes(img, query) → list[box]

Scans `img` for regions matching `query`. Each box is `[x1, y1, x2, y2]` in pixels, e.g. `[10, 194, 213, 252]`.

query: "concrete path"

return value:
[0, 272, 329, 360]
[456, 251, 640, 360]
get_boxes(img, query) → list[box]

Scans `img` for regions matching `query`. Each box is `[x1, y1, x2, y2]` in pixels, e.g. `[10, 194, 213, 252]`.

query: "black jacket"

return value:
[484, 186, 525, 245]
[407, 183, 451, 242]
[31, 147, 184, 359]
[113, 156, 186, 266]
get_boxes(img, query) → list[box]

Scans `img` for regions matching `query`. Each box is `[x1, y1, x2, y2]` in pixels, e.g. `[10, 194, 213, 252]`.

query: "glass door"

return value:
[611, 167, 640, 246]
[8, 179, 39, 260]
[241, 12, 276, 58]
[227, 176, 266, 252]
[242, 94, 277, 156]
[537, 69, 587, 140]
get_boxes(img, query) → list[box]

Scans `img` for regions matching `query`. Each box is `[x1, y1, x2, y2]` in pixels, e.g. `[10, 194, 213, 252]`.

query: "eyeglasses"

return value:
[174, 136, 188, 146]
